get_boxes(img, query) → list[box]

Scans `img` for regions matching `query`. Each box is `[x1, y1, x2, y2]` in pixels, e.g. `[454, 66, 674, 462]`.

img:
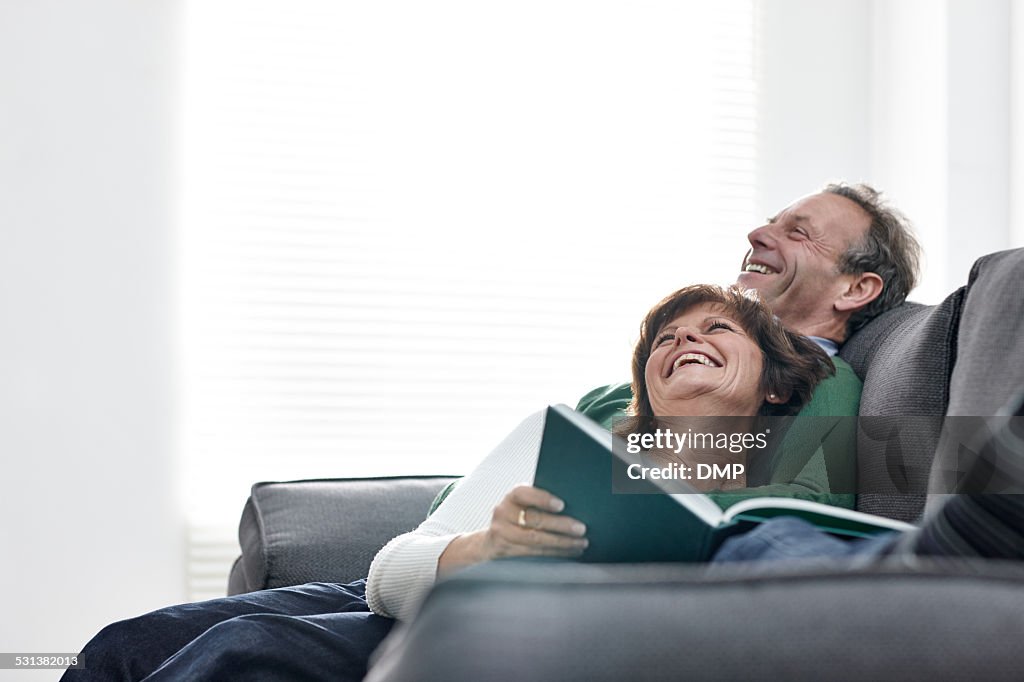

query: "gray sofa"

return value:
[231, 248, 1024, 680]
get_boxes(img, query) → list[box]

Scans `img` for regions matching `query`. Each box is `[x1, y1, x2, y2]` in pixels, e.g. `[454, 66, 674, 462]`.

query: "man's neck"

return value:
[787, 316, 847, 350]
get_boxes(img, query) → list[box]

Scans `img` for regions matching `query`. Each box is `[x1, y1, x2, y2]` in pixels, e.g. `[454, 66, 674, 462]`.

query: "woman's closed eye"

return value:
[655, 332, 676, 346]
[707, 320, 735, 333]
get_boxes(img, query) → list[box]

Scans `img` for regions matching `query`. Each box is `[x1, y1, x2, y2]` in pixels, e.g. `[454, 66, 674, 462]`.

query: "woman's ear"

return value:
[766, 389, 790, 405]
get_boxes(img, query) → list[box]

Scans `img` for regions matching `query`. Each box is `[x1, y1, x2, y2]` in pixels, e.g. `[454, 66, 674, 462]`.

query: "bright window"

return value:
[180, 0, 757, 596]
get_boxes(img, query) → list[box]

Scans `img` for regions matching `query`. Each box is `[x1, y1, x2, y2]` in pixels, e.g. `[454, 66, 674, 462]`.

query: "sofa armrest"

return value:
[367, 559, 1024, 681]
[229, 476, 458, 595]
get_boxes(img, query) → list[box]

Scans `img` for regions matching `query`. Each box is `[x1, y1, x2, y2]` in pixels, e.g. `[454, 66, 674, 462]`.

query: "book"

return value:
[531, 404, 915, 563]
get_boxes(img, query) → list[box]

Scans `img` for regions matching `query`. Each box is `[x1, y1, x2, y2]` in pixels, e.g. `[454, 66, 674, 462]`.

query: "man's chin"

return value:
[735, 271, 771, 289]
[735, 272, 782, 303]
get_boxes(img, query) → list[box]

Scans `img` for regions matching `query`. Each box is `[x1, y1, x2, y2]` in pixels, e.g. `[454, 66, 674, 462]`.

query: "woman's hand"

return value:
[437, 485, 589, 577]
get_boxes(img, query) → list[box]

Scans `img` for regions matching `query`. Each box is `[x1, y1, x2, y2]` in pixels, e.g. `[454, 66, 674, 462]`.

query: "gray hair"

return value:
[824, 182, 922, 335]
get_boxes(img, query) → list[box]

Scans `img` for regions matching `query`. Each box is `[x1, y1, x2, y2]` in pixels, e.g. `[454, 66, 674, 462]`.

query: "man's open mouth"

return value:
[743, 261, 778, 275]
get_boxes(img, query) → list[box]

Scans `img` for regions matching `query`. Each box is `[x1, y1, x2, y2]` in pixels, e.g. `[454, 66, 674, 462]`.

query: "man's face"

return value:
[736, 192, 871, 335]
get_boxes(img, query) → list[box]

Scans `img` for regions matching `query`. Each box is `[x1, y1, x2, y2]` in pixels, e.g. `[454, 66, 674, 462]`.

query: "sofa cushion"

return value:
[925, 248, 1024, 507]
[232, 476, 457, 594]
[944, 248, 1024, 416]
[840, 292, 964, 521]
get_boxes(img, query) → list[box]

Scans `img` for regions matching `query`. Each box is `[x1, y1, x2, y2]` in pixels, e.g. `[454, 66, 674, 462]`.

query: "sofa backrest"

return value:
[943, 249, 1024, 416]
[840, 295, 964, 520]
[840, 247, 1024, 522]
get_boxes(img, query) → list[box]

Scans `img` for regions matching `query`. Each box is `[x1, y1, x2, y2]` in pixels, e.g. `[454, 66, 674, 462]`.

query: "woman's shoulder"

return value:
[575, 382, 632, 431]
[799, 356, 862, 417]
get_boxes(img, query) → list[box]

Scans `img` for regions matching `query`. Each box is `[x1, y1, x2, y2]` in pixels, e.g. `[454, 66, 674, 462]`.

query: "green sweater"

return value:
[429, 358, 862, 516]
[574, 357, 862, 511]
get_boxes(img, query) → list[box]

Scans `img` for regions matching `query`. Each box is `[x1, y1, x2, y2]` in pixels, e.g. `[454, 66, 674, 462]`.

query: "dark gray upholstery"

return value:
[367, 560, 1024, 682]
[924, 249, 1024, 509]
[946, 249, 1024, 416]
[840, 292, 965, 521]
[229, 476, 456, 595]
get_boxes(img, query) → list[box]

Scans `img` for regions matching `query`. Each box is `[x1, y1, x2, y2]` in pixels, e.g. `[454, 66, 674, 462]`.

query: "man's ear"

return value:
[834, 271, 883, 313]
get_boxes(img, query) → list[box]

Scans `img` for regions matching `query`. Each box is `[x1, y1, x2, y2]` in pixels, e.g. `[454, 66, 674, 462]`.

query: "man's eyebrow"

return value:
[790, 214, 820, 230]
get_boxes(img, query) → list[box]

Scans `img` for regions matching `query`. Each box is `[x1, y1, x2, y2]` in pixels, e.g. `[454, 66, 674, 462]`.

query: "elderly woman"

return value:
[65, 284, 837, 682]
[366, 284, 834, 620]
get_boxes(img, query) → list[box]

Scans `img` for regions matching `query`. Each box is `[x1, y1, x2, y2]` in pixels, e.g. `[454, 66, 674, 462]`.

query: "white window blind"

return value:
[180, 0, 757, 597]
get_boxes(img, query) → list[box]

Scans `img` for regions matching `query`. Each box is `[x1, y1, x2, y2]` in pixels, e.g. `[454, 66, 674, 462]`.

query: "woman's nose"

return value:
[675, 327, 703, 343]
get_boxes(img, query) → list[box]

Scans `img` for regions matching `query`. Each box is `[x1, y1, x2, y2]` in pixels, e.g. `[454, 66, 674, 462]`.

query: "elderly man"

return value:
[576, 182, 921, 509]
[738, 183, 919, 349]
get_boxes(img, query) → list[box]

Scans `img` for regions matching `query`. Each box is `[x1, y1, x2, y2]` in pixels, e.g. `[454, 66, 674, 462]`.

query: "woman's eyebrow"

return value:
[659, 316, 741, 334]
[703, 314, 745, 329]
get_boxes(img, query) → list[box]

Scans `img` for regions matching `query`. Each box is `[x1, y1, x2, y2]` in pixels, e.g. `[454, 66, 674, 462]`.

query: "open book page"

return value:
[721, 496, 917, 537]
[665, 492, 728, 527]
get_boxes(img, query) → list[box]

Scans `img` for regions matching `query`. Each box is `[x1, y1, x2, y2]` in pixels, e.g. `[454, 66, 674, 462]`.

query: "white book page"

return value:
[666, 492, 728, 527]
[720, 496, 917, 532]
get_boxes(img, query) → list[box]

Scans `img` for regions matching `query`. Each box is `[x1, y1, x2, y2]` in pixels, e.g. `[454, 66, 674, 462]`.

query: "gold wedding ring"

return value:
[517, 508, 528, 528]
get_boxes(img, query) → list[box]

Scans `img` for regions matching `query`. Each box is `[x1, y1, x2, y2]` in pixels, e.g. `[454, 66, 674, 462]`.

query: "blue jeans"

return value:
[61, 580, 393, 682]
[712, 517, 903, 572]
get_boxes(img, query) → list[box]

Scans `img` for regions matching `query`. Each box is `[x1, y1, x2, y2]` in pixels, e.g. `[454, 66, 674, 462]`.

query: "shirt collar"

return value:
[807, 336, 839, 357]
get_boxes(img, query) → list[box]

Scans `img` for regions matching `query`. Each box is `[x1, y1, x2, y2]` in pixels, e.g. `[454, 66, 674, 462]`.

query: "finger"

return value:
[506, 484, 565, 513]
[528, 543, 588, 558]
[513, 538, 588, 558]
[517, 508, 587, 537]
[511, 526, 589, 552]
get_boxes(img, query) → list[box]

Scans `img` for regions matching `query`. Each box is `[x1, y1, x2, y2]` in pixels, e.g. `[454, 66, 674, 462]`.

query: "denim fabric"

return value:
[712, 517, 901, 571]
[62, 580, 392, 682]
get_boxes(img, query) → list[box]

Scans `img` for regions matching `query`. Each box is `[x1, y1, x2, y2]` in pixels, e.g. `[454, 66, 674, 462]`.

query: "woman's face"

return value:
[644, 303, 766, 417]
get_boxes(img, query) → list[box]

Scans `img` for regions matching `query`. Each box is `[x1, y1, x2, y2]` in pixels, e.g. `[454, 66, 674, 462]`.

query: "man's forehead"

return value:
[774, 192, 869, 237]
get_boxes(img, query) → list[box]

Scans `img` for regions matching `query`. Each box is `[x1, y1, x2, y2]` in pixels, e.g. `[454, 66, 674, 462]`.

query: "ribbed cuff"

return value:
[366, 533, 460, 621]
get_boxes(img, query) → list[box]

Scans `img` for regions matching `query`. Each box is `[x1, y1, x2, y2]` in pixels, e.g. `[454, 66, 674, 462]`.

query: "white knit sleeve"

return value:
[365, 409, 546, 621]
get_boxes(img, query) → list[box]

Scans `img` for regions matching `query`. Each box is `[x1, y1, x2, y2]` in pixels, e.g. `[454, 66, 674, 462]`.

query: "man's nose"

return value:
[747, 222, 776, 249]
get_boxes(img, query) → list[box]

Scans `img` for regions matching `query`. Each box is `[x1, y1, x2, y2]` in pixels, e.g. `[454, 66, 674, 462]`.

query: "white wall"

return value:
[755, 0, 872, 214]
[760, 0, 1020, 304]
[944, 0, 1012, 285]
[1012, 0, 1024, 247]
[867, 0, 949, 303]
[868, 0, 1013, 302]
[0, 0, 183, 673]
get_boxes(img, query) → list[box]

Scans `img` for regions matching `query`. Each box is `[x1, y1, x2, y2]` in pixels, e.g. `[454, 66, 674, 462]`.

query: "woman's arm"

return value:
[365, 409, 586, 621]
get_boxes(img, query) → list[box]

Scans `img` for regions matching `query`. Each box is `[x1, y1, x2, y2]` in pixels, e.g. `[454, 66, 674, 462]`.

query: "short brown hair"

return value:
[625, 284, 834, 420]
[824, 182, 922, 335]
